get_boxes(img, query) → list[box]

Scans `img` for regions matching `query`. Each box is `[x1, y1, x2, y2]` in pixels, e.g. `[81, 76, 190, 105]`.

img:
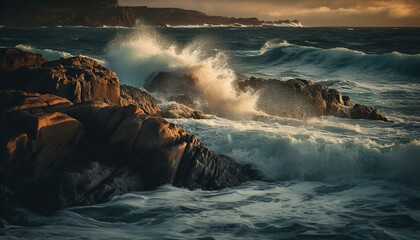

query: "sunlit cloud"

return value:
[120, 0, 420, 26]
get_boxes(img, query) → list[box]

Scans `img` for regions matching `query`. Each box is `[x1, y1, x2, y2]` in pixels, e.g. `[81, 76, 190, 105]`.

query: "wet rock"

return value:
[348, 104, 392, 122]
[18, 162, 144, 215]
[147, 72, 200, 98]
[120, 84, 161, 116]
[1, 50, 120, 105]
[237, 76, 391, 121]
[0, 99, 256, 215]
[162, 102, 208, 119]
[168, 94, 199, 109]
[0, 48, 47, 71]
[0, 90, 73, 116]
[0, 90, 83, 186]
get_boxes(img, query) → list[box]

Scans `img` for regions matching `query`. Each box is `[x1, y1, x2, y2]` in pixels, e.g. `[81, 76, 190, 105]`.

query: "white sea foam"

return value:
[106, 24, 258, 118]
[15, 44, 73, 60]
[171, 116, 420, 184]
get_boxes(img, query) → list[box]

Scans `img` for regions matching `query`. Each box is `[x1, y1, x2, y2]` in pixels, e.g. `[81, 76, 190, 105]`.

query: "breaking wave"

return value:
[15, 44, 73, 61]
[172, 116, 420, 184]
[106, 24, 258, 118]
[242, 39, 420, 78]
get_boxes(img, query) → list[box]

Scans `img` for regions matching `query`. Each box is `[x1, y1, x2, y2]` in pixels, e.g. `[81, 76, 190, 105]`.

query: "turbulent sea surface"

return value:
[1, 26, 420, 239]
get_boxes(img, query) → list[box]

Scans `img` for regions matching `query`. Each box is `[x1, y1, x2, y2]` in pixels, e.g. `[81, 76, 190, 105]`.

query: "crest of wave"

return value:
[106, 23, 258, 119]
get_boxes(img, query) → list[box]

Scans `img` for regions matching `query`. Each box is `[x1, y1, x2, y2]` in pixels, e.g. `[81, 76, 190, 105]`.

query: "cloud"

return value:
[120, 0, 420, 26]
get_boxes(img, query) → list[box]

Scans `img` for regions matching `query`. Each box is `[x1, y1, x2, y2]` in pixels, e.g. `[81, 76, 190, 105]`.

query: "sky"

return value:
[120, 0, 420, 26]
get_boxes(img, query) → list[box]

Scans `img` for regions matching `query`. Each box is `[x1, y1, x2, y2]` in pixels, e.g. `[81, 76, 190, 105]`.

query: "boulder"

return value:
[18, 162, 144, 215]
[120, 84, 161, 116]
[0, 49, 120, 105]
[0, 48, 47, 71]
[0, 90, 73, 116]
[236, 77, 392, 121]
[162, 102, 208, 119]
[0, 90, 83, 187]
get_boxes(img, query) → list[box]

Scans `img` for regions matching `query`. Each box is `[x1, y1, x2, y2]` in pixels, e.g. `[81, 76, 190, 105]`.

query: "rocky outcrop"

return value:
[0, 0, 301, 27]
[120, 84, 161, 116]
[1, 50, 120, 105]
[147, 72, 391, 122]
[162, 102, 208, 119]
[0, 48, 47, 71]
[0, 90, 256, 216]
[236, 77, 392, 121]
[0, 91, 83, 186]
[0, 48, 257, 219]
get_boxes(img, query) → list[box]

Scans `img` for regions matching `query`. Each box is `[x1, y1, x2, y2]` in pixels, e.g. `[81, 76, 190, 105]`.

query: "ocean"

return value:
[1, 25, 419, 239]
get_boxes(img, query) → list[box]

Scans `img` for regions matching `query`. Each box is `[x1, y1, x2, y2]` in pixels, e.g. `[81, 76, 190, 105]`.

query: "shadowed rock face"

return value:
[162, 102, 209, 119]
[0, 91, 256, 216]
[0, 48, 47, 71]
[120, 84, 161, 116]
[0, 90, 83, 187]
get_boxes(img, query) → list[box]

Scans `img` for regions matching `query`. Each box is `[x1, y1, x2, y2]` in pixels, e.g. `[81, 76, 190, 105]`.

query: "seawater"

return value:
[0, 26, 419, 240]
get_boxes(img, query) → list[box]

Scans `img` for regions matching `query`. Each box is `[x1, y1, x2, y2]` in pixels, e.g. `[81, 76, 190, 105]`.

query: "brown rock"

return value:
[146, 142, 187, 188]
[120, 84, 161, 116]
[0, 90, 73, 116]
[162, 102, 208, 119]
[0, 48, 47, 71]
[1, 50, 120, 106]
[133, 117, 187, 152]
[108, 113, 149, 154]
[0, 91, 84, 186]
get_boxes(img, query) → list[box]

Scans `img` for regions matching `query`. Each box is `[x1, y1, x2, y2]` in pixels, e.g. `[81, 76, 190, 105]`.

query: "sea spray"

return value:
[106, 23, 258, 118]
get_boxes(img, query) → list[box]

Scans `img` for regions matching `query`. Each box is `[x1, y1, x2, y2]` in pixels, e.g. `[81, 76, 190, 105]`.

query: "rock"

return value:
[1, 99, 256, 215]
[147, 72, 391, 121]
[0, 52, 258, 216]
[0, 90, 83, 187]
[168, 94, 199, 109]
[120, 84, 161, 116]
[0, 185, 15, 222]
[18, 162, 144, 215]
[67, 102, 257, 189]
[0, 48, 47, 71]
[0, 89, 73, 116]
[1, 50, 120, 106]
[147, 72, 200, 98]
[237, 77, 392, 121]
[348, 104, 392, 122]
[162, 102, 208, 119]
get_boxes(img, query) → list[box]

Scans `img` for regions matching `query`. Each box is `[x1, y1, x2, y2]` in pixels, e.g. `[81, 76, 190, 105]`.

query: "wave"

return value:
[15, 44, 73, 61]
[105, 24, 258, 118]
[172, 116, 420, 185]
[241, 39, 420, 78]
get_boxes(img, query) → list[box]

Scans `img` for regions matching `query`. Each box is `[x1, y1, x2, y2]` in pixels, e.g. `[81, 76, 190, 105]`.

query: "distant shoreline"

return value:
[0, 0, 301, 28]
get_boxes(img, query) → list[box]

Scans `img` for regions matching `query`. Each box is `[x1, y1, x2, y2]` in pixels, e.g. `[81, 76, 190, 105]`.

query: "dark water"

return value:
[0, 26, 419, 239]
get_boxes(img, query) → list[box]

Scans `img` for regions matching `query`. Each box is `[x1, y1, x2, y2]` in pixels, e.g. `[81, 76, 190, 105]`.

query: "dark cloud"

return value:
[120, 0, 420, 26]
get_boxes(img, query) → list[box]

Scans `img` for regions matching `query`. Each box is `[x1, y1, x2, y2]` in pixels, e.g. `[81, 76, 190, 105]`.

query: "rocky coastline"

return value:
[0, 48, 391, 225]
[0, 0, 301, 28]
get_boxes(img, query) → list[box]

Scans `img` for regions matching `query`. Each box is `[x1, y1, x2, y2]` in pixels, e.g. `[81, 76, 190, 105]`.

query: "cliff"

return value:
[0, 0, 301, 27]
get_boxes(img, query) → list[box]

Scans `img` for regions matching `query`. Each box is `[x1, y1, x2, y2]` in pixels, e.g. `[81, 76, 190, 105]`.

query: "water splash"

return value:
[106, 23, 258, 119]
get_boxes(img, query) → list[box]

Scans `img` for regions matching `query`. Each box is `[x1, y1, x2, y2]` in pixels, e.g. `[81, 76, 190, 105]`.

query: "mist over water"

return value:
[1, 26, 419, 239]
